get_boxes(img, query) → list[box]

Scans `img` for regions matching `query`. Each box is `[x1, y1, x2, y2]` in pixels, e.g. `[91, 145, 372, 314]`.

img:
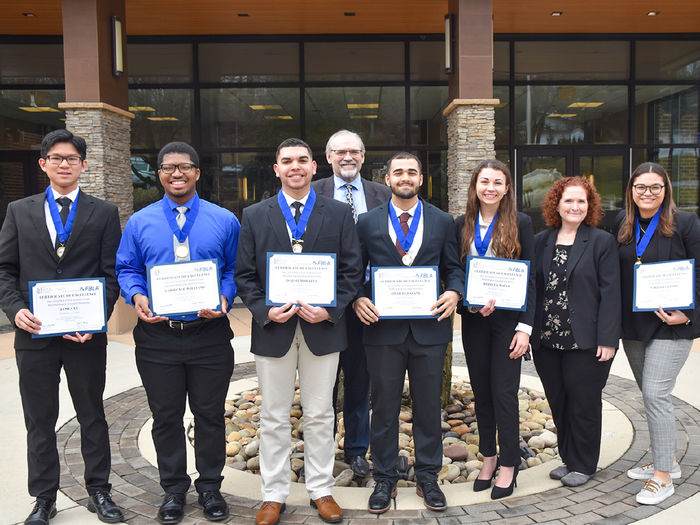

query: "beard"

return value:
[337, 163, 359, 181]
[390, 183, 418, 199]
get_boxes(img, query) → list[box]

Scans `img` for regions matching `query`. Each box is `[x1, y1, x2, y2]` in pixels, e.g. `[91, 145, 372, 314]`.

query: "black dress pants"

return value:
[135, 317, 234, 494]
[365, 331, 446, 484]
[461, 310, 522, 467]
[533, 346, 612, 475]
[16, 340, 111, 500]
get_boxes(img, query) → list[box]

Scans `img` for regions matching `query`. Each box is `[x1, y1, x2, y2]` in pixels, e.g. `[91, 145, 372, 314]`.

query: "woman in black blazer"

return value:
[532, 176, 620, 488]
[456, 159, 535, 499]
[615, 162, 700, 505]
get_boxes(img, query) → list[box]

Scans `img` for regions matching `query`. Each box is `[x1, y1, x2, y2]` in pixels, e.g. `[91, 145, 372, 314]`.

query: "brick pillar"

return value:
[443, 99, 498, 216]
[58, 102, 134, 227]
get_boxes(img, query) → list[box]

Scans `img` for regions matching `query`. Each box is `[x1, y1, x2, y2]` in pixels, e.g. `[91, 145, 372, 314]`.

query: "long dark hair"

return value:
[618, 162, 676, 244]
[460, 159, 520, 261]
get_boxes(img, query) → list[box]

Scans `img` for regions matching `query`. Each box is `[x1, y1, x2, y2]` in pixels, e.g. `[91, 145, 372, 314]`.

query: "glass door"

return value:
[574, 149, 628, 232]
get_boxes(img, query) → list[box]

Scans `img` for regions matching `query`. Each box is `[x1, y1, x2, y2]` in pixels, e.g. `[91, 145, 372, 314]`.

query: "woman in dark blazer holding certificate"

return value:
[456, 159, 535, 499]
[615, 162, 700, 505]
[532, 176, 620, 488]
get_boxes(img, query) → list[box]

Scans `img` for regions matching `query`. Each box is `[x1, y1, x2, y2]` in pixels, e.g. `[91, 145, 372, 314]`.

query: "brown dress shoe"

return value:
[256, 501, 285, 525]
[310, 495, 343, 523]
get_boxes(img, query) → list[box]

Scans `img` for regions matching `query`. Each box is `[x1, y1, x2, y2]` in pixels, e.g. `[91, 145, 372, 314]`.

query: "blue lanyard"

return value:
[474, 211, 498, 256]
[634, 207, 661, 261]
[45, 186, 79, 245]
[278, 187, 316, 241]
[389, 200, 422, 252]
[161, 194, 200, 243]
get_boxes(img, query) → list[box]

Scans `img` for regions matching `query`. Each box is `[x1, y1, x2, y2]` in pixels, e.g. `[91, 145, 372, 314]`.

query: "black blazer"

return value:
[355, 199, 465, 346]
[0, 191, 122, 350]
[615, 210, 700, 341]
[234, 193, 363, 357]
[312, 175, 392, 211]
[455, 212, 536, 328]
[532, 224, 621, 351]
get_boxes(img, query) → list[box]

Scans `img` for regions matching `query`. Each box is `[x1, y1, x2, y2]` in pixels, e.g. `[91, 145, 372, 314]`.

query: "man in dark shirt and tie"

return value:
[116, 141, 240, 524]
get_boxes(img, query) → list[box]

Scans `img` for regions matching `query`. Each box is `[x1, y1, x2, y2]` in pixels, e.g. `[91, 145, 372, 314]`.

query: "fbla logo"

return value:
[80, 285, 100, 292]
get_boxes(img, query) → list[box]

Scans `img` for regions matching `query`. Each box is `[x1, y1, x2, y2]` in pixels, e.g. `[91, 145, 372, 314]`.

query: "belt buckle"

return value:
[168, 320, 185, 330]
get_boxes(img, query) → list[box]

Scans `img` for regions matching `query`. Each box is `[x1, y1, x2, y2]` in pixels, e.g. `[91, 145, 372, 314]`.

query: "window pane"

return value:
[0, 89, 65, 149]
[577, 154, 624, 211]
[494, 86, 509, 146]
[514, 85, 628, 145]
[0, 44, 64, 84]
[493, 41, 509, 82]
[200, 87, 300, 148]
[129, 89, 193, 149]
[305, 87, 405, 147]
[424, 151, 448, 210]
[515, 41, 629, 81]
[410, 86, 448, 146]
[410, 41, 446, 81]
[636, 41, 700, 81]
[131, 154, 162, 211]
[305, 42, 404, 81]
[495, 148, 511, 169]
[127, 44, 193, 84]
[635, 86, 699, 144]
[199, 43, 299, 83]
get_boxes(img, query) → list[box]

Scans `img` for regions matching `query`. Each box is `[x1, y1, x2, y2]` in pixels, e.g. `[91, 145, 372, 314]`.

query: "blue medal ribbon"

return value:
[388, 200, 422, 253]
[634, 207, 661, 261]
[162, 193, 200, 243]
[474, 211, 498, 256]
[278, 187, 316, 242]
[46, 185, 79, 245]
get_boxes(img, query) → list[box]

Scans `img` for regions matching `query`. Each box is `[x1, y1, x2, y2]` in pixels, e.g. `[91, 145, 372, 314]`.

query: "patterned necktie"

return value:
[56, 196, 71, 226]
[395, 212, 411, 256]
[291, 201, 302, 224]
[176, 206, 188, 229]
[344, 183, 357, 223]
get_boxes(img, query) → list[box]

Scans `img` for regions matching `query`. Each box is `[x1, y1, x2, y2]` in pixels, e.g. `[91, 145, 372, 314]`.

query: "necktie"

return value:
[56, 196, 71, 226]
[395, 212, 411, 256]
[344, 183, 357, 223]
[291, 201, 302, 224]
[176, 206, 188, 229]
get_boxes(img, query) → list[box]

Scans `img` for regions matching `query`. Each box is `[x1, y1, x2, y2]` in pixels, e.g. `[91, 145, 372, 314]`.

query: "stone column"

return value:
[443, 99, 498, 216]
[58, 102, 134, 227]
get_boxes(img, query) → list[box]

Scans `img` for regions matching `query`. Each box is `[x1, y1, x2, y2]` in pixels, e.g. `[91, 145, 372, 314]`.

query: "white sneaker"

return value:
[627, 462, 681, 480]
[636, 477, 675, 505]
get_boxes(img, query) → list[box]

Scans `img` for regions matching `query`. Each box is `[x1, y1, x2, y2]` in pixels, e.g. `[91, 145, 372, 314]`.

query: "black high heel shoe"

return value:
[491, 467, 518, 500]
[473, 458, 499, 492]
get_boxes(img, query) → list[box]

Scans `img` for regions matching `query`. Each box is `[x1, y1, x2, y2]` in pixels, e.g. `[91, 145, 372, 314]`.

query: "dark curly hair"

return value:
[541, 176, 603, 228]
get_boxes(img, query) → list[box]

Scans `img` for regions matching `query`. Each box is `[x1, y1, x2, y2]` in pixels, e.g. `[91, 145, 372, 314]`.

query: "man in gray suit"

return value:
[311, 130, 391, 478]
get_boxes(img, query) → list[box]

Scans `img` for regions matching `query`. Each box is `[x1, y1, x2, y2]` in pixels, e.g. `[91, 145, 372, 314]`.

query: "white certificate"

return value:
[372, 266, 439, 318]
[29, 278, 107, 338]
[147, 259, 221, 316]
[465, 255, 530, 311]
[266, 252, 337, 306]
[633, 259, 695, 311]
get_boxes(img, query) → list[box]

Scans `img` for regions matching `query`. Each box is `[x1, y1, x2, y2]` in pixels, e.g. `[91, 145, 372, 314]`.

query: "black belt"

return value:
[166, 318, 208, 330]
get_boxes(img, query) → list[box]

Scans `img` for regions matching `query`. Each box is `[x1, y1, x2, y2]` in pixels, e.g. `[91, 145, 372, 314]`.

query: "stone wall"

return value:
[58, 102, 134, 228]
[444, 99, 498, 216]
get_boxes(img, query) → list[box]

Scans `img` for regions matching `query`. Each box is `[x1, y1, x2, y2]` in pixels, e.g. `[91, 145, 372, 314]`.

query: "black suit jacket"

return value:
[234, 193, 363, 357]
[0, 191, 122, 350]
[615, 210, 700, 341]
[312, 175, 392, 211]
[532, 224, 621, 351]
[355, 199, 465, 346]
[455, 212, 536, 328]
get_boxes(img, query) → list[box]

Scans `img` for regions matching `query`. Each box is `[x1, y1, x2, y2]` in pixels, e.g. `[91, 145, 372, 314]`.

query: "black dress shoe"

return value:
[347, 455, 370, 477]
[25, 498, 56, 525]
[87, 491, 124, 523]
[416, 479, 446, 511]
[157, 493, 186, 524]
[198, 490, 229, 522]
[491, 468, 519, 500]
[367, 479, 397, 514]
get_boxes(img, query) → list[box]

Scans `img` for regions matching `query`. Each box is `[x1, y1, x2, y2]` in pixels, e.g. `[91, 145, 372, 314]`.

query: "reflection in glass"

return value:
[636, 41, 700, 81]
[520, 154, 566, 213]
[200, 88, 300, 148]
[514, 85, 627, 145]
[0, 90, 65, 149]
[634, 148, 700, 214]
[494, 86, 509, 146]
[199, 43, 299, 83]
[127, 44, 193, 84]
[0, 44, 64, 85]
[635, 86, 698, 144]
[129, 89, 193, 149]
[131, 154, 162, 211]
[410, 41, 447, 81]
[305, 42, 404, 82]
[410, 86, 448, 146]
[494, 41, 510, 82]
[577, 154, 624, 211]
[305, 87, 405, 147]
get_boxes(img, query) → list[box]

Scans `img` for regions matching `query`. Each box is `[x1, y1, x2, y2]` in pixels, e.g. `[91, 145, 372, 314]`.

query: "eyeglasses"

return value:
[632, 183, 664, 195]
[330, 149, 364, 158]
[45, 154, 82, 166]
[159, 163, 197, 175]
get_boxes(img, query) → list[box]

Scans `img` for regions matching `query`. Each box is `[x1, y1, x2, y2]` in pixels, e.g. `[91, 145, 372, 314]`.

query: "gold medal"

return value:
[402, 253, 413, 266]
[175, 244, 189, 258]
[635, 257, 642, 265]
[292, 242, 303, 253]
[56, 245, 65, 258]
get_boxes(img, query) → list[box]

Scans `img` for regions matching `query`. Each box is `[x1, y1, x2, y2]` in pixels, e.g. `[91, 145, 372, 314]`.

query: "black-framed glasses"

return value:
[159, 163, 197, 175]
[632, 183, 664, 195]
[45, 154, 82, 166]
[330, 149, 364, 158]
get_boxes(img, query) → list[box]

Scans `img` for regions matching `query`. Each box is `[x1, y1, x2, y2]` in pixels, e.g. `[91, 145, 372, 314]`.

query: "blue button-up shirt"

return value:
[116, 193, 240, 321]
[332, 175, 368, 215]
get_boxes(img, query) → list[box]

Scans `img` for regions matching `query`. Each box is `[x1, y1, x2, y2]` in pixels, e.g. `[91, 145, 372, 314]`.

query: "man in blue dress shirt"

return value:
[116, 141, 240, 525]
